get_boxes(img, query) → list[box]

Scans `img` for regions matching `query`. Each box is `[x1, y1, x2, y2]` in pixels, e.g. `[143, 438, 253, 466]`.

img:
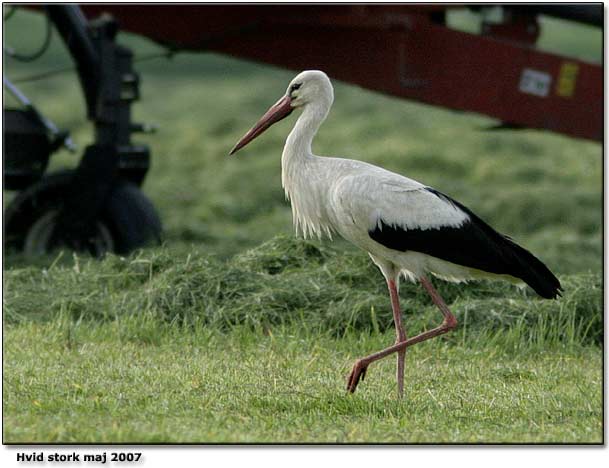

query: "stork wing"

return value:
[332, 173, 469, 233]
[332, 173, 561, 298]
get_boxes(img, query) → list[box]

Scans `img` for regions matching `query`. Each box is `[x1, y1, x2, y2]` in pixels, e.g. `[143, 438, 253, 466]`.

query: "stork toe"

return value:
[346, 359, 368, 393]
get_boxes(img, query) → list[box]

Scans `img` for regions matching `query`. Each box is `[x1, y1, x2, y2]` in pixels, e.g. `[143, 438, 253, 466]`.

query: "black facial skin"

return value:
[289, 83, 302, 96]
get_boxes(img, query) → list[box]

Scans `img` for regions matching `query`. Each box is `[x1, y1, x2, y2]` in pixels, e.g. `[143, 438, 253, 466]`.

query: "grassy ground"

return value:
[2, 8, 603, 443]
[4, 321, 602, 443]
[3, 241, 603, 443]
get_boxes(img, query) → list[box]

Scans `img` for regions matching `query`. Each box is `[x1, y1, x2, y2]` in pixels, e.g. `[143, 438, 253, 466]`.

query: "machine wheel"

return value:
[4, 171, 162, 257]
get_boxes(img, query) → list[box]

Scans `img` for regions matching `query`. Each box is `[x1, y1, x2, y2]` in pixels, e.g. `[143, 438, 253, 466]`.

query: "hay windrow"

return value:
[4, 235, 602, 345]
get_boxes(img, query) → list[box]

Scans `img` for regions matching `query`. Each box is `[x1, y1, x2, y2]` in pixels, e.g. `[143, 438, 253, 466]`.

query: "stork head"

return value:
[229, 70, 333, 155]
[286, 70, 334, 109]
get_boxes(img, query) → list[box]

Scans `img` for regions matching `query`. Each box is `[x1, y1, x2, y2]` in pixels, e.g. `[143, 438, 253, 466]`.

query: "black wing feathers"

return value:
[368, 188, 562, 299]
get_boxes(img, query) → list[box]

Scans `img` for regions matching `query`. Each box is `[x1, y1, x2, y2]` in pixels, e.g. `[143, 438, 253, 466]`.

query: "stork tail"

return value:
[493, 235, 562, 299]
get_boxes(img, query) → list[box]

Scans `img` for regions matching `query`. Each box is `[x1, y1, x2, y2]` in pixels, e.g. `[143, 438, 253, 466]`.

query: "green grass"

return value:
[3, 240, 603, 346]
[3, 241, 603, 443]
[3, 320, 602, 443]
[2, 8, 603, 443]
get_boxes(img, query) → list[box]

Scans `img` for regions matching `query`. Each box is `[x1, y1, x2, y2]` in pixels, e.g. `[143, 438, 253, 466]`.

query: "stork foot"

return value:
[346, 359, 369, 393]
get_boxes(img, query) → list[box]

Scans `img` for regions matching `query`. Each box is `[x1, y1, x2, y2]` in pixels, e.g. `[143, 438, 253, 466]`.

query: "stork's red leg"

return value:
[387, 279, 407, 398]
[347, 277, 457, 394]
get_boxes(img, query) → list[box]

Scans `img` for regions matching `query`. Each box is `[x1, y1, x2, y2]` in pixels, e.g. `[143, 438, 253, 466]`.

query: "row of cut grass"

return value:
[3, 236, 602, 348]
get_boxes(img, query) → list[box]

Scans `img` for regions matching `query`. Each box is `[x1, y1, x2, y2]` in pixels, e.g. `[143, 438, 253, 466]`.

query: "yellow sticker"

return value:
[556, 62, 579, 98]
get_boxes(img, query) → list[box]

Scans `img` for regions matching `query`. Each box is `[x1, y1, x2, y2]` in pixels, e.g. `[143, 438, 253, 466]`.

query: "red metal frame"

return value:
[80, 5, 603, 142]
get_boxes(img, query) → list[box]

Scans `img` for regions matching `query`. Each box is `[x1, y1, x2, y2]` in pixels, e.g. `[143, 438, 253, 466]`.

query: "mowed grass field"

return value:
[3, 9, 603, 443]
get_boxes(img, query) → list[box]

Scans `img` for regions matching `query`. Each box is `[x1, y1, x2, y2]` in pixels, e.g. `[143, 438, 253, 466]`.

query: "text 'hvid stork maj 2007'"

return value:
[230, 70, 562, 398]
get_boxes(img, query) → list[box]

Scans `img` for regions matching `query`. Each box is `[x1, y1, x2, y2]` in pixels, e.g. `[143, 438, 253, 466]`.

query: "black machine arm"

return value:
[44, 5, 100, 119]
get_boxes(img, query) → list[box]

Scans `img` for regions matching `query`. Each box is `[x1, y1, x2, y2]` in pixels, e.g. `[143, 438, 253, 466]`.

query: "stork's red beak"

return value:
[229, 94, 294, 155]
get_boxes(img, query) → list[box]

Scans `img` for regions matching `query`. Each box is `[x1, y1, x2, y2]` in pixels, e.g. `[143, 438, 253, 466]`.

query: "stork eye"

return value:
[290, 83, 302, 93]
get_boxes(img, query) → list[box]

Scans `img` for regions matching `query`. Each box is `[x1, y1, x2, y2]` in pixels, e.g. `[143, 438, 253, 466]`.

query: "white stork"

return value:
[230, 70, 562, 397]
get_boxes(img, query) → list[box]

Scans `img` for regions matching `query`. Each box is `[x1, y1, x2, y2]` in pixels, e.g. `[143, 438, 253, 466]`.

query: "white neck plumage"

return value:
[283, 99, 329, 161]
[281, 96, 331, 189]
[281, 97, 334, 239]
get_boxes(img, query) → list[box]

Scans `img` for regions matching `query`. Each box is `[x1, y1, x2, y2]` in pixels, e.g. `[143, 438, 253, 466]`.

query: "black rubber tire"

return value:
[4, 170, 162, 256]
[102, 178, 163, 254]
